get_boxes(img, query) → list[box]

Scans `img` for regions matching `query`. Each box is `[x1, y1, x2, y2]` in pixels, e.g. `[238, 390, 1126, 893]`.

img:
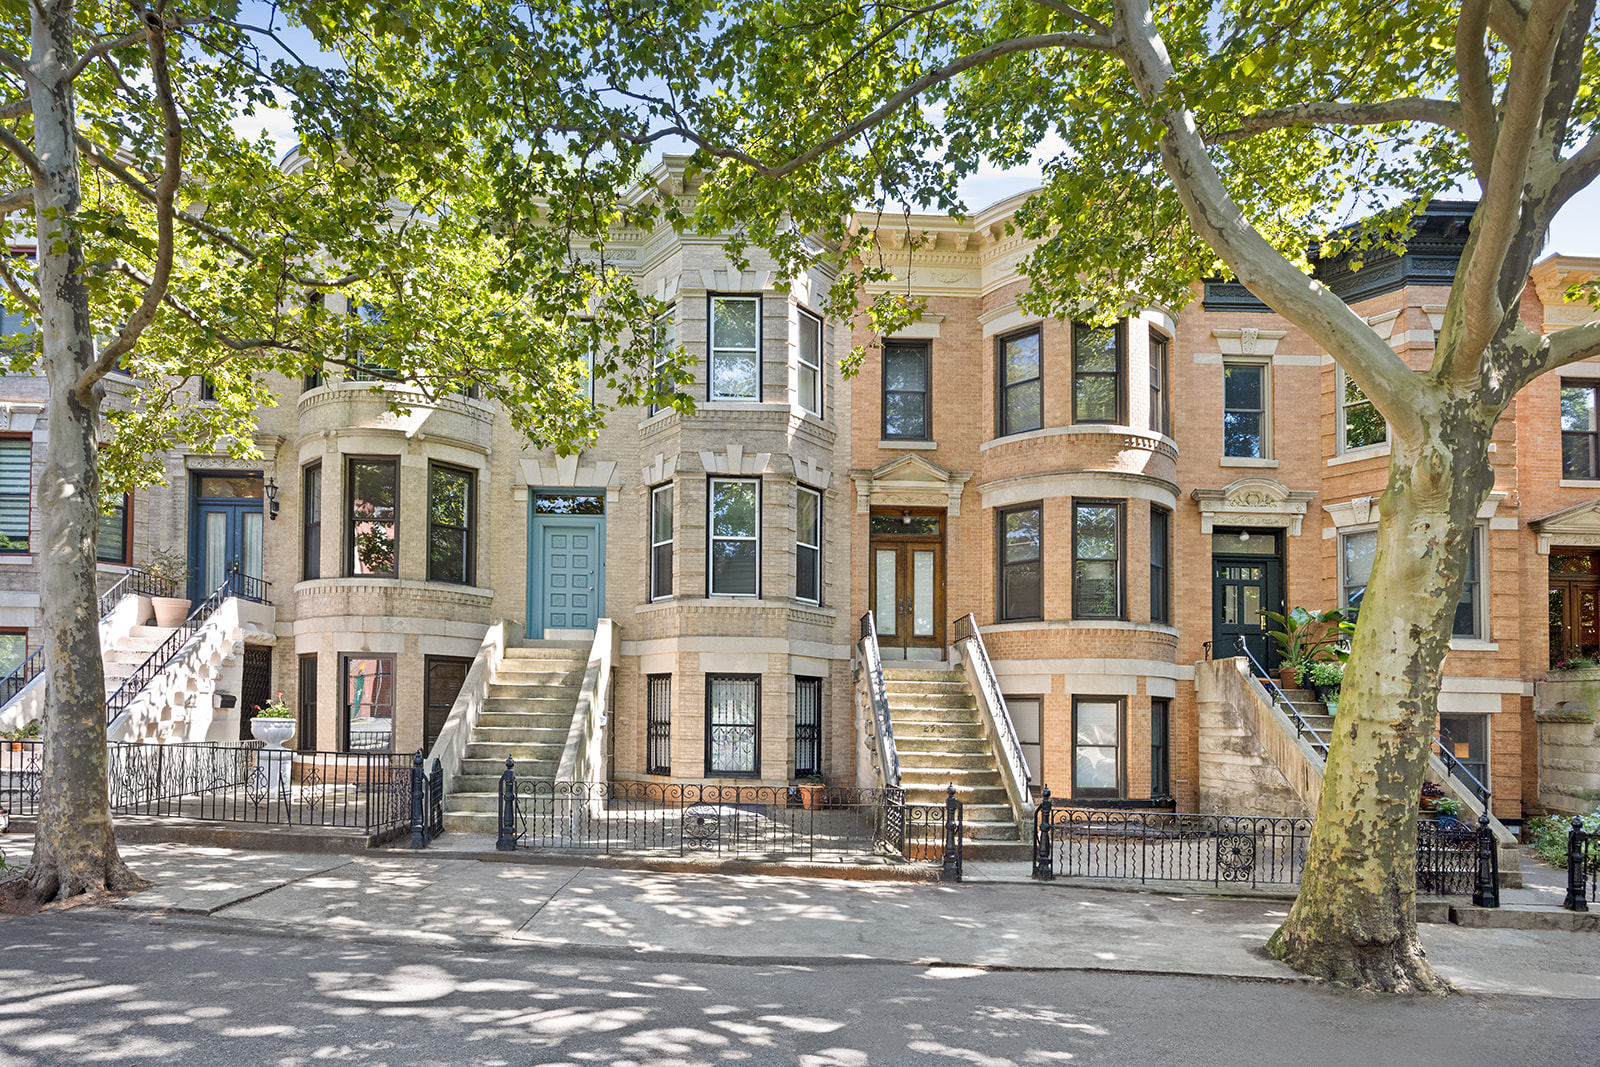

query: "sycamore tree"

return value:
[388, 0, 1600, 990]
[0, 0, 683, 905]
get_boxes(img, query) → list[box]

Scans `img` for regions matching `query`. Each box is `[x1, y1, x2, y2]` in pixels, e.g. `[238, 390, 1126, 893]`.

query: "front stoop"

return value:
[442, 644, 589, 834]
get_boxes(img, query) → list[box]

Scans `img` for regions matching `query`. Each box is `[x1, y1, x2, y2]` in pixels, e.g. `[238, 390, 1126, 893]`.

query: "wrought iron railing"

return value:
[96, 567, 179, 620]
[1417, 814, 1500, 905]
[953, 613, 1031, 813]
[1431, 734, 1491, 810]
[1227, 635, 1330, 759]
[104, 568, 269, 724]
[1031, 799, 1314, 887]
[857, 611, 901, 787]
[493, 768, 958, 877]
[0, 739, 42, 816]
[1564, 817, 1598, 911]
[409, 750, 444, 848]
[103, 741, 411, 835]
[0, 648, 42, 707]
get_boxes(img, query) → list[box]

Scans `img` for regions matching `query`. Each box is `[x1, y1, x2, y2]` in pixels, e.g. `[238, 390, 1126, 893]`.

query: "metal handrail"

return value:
[1228, 636, 1331, 759]
[1431, 734, 1491, 810]
[0, 647, 42, 706]
[953, 613, 1031, 805]
[104, 567, 270, 723]
[858, 611, 901, 788]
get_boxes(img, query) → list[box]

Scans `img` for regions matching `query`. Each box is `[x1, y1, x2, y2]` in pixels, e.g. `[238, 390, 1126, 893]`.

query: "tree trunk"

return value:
[1267, 398, 1496, 992]
[2, 8, 145, 904]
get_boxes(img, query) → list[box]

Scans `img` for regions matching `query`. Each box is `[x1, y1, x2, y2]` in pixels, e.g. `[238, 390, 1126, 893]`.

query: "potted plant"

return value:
[144, 547, 192, 627]
[795, 774, 826, 810]
[2, 721, 38, 751]
[248, 692, 297, 748]
[1307, 660, 1344, 713]
[1419, 780, 1445, 813]
[1433, 796, 1463, 827]
[1260, 607, 1349, 690]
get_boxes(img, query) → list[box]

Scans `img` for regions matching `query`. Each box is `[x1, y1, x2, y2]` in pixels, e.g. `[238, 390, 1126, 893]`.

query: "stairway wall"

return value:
[1194, 656, 1319, 818]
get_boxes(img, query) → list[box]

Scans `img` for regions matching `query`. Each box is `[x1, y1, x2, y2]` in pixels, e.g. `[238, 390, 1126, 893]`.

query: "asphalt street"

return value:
[0, 913, 1597, 1067]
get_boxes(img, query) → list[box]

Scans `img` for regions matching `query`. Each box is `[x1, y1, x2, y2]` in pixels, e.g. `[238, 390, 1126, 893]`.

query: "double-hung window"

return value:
[1562, 380, 1600, 478]
[1151, 698, 1171, 799]
[1149, 330, 1171, 435]
[1150, 506, 1171, 625]
[1341, 529, 1376, 616]
[96, 494, 130, 565]
[1339, 369, 1387, 452]
[999, 504, 1043, 621]
[0, 437, 29, 553]
[883, 342, 930, 440]
[427, 464, 474, 585]
[343, 653, 395, 752]
[1223, 361, 1269, 458]
[1073, 321, 1123, 424]
[1073, 501, 1123, 619]
[1454, 525, 1486, 639]
[1073, 697, 1124, 799]
[796, 486, 821, 604]
[709, 295, 760, 401]
[998, 327, 1042, 436]
[650, 484, 673, 600]
[709, 478, 759, 597]
[797, 309, 823, 416]
[650, 307, 677, 414]
[303, 464, 321, 580]
[346, 457, 398, 578]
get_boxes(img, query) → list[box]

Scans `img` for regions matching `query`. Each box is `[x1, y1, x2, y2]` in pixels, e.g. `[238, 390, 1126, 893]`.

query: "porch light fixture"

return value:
[901, 509, 912, 524]
[265, 477, 279, 521]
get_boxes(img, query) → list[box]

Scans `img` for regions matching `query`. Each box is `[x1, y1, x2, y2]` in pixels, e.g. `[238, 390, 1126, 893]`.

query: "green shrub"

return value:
[1525, 810, 1600, 867]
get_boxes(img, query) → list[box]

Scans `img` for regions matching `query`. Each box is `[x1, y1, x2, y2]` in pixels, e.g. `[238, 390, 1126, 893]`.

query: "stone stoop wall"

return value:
[1534, 670, 1600, 813]
[1193, 656, 1316, 818]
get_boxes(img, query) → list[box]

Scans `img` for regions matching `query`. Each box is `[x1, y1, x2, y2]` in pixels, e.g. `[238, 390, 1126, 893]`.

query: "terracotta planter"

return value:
[797, 783, 825, 810]
[150, 596, 191, 628]
[1278, 666, 1302, 690]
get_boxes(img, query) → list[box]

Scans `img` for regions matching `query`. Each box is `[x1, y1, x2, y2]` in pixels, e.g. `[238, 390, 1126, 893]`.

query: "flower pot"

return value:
[150, 596, 192, 628]
[797, 783, 825, 810]
[249, 717, 297, 749]
[1278, 666, 1302, 690]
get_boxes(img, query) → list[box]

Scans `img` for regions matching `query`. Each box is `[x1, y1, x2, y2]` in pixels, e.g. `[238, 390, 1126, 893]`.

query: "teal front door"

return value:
[528, 492, 606, 638]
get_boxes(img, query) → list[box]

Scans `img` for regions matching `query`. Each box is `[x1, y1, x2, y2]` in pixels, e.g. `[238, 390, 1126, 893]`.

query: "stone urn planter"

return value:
[150, 596, 191, 628]
[249, 716, 296, 749]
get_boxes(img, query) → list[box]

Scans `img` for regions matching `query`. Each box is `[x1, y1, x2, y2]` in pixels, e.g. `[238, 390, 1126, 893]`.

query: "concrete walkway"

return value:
[3, 832, 1595, 998]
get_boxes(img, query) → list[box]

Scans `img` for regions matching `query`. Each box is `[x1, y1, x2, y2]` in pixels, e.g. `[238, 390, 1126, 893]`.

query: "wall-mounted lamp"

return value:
[265, 477, 279, 521]
[901, 509, 912, 524]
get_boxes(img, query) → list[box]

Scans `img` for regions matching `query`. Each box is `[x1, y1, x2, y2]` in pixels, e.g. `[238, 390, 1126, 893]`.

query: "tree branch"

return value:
[0, 186, 34, 214]
[78, 9, 182, 395]
[1023, 0, 1111, 34]
[1456, 0, 1499, 186]
[0, 251, 39, 318]
[1205, 98, 1464, 144]
[0, 97, 30, 122]
[1108, 0, 1427, 442]
[659, 32, 1115, 179]
[0, 125, 46, 185]
[0, 45, 37, 91]
[66, 26, 151, 81]
[1533, 316, 1600, 376]
[106, 259, 302, 354]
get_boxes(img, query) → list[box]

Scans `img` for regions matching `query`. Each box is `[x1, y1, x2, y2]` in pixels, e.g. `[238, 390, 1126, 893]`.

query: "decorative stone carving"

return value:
[1532, 498, 1600, 554]
[849, 454, 973, 515]
[697, 443, 774, 476]
[516, 453, 622, 504]
[1192, 476, 1316, 536]
[1240, 327, 1259, 354]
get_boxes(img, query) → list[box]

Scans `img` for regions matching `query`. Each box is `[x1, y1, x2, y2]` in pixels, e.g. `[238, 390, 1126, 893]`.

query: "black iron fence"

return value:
[1564, 817, 1598, 911]
[494, 766, 962, 878]
[0, 739, 41, 816]
[409, 752, 444, 848]
[1416, 814, 1500, 906]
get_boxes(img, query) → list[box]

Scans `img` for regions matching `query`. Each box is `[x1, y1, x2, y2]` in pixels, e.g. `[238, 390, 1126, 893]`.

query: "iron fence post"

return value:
[941, 783, 962, 883]
[495, 757, 518, 852]
[1032, 785, 1054, 880]
[1564, 816, 1590, 912]
[408, 750, 427, 849]
[1471, 812, 1499, 908]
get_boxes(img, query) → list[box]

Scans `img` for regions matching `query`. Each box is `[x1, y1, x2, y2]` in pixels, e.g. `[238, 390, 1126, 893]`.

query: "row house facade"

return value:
[0, 180, 1597, 825]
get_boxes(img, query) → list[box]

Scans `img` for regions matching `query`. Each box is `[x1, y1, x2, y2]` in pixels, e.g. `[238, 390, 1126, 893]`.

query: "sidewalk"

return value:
[5, 832, 1595, 998]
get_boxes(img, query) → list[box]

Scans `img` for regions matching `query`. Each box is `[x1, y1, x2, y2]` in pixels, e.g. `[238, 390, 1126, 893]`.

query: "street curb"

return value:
[374, 845, 948, 884]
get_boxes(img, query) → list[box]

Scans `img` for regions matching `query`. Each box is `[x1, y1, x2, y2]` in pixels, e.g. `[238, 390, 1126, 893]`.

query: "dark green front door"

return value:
[1212, 529, 1284, 672]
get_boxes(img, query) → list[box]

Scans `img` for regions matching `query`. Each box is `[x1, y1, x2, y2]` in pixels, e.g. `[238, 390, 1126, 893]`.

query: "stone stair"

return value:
[442, 642, 589, 834]
[883, 666, 1026, 857]
[1198, 684, 1327, 817]
[103, 624, 180, 700]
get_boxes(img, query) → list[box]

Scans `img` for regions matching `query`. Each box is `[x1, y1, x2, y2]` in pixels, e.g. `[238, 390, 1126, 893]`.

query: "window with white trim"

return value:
[650, 484, 673, 601]
[1339, 368, 1387, 452]
[796, 485, 821, 604]
[709, 478, 759, 597]
[797, 309, 822, 416]
[709, 295, 760, 401]
[0, 437, 30, 554]
[650, 306, 677, 414]
[1223, 360, 1269, 458]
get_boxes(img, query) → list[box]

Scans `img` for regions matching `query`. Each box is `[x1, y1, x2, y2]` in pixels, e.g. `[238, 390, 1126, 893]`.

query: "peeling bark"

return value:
[0, 5, 145, 905]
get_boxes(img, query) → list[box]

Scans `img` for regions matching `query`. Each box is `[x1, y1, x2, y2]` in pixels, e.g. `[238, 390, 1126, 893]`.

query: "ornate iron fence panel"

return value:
[102, 742, 410, 837]
[1036, 808, 1314, 887]
[494, 772, 952, 871]
[1416, 818, 1482, 896]
[0, 740, 42, 816]
[1564, 818, 1598, 911]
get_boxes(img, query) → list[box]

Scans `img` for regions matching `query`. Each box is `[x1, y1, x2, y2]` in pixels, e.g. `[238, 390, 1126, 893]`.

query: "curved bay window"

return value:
[343, 653, 394, 752]
[346, 457, 398, 578]
[1550, 549, 1600, 667]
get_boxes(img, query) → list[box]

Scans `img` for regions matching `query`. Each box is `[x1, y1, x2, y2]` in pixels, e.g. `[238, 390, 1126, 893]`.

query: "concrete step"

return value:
[885, 693, 979, 711]
[476, 710, 577, 729]
[487, 678, 583, 696]
[481, 696, 577, 715]
[128, 625, 178, 639]
[884, 678, 971, 694]
[459, 755, 561, 777]
[892, 751, 996, 770]
[901, 767, 1005, 787]
[887, 705, 982, 725]
[470, 724, 571, 743]
[464, 742, 567, 764]
[882, 669, 965, 684]
[445, 792, 511, 814]
[894, 735, 991, 753]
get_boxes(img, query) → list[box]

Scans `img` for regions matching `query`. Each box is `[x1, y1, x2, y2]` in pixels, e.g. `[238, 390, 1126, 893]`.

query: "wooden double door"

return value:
[870, 509, 945, 658]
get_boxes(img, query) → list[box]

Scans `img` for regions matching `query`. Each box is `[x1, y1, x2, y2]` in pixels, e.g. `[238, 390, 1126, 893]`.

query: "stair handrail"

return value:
[953, 613, 1034, 821]
[104, 566, 267, 723]
[858, 610, 901, 788]
[0, 566, 175, 709]
[1431, 734, 1490, 811]
[1229, 636, 1330, 759]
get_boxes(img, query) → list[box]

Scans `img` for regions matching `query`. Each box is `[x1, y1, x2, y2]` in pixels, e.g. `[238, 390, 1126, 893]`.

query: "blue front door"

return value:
[189, 473, 265, 600]
[528, 492, 606, 638]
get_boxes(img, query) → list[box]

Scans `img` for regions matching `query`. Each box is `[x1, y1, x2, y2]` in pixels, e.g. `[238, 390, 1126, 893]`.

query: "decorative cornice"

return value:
[977, 424, 1179, 461]
[1191, 476, 1317, 536]
[850, 453, 973, 515]
[296, 382, 497, 425]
